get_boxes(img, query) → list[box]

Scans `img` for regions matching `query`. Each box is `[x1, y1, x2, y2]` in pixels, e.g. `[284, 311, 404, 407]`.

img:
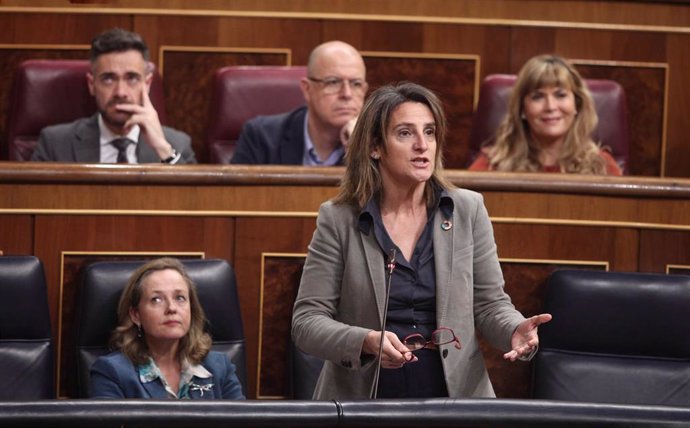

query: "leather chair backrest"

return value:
[205, 65, 307, 163]
[4, 59, 166, 161]
[467, 74, 630, 173]
[74, 259, 246, 398]
[0, 256, 54, 399]
[532, 269, 690, 405]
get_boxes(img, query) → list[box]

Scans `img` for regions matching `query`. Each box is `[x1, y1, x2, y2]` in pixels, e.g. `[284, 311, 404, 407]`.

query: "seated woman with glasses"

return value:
[292, 82, 551, 400]
[469, 54, 622, 175]
[89, 257, 245, 399]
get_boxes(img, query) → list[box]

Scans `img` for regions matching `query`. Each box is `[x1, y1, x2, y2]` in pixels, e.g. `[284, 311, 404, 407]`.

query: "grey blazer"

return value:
[292, 188, 525, 400]
[31, 114, 196, 163]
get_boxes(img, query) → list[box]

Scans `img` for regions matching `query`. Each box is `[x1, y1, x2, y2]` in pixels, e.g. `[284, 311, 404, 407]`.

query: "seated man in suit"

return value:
[32, 28, 196, 164]
[230, 40, 367, 166]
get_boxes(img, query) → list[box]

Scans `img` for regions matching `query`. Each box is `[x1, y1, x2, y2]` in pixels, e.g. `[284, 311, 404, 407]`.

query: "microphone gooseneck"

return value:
[370, 248, 397, 399]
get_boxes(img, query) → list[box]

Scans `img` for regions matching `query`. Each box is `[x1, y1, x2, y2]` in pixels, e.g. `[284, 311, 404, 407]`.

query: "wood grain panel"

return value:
[233, 217, 316, 398]
[425, 25, 512, 78]
[609, 30, 668, 63]
[134, 16, 320, 65]
[0, 181, 338, 212]
[492, 224, 638, 271]
[509, 27, 557, 71]
[362, 54, 477, 168]
[160, 49, 290, 163]
[639, 230, 690, 272]
[258, 254, 305, 398]
[3, 1, 690, 29]
[574, 62, 666, 176]
[664, 34, 690, 178]
[0, 13, 129, 45]
[0, 214, 32, 255]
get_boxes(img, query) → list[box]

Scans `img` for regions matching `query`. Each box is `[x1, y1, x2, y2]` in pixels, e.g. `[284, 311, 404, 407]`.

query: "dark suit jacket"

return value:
[232, 106, 327, 165]
[89, 351, 244, 399]
[31, 114, 196, 163]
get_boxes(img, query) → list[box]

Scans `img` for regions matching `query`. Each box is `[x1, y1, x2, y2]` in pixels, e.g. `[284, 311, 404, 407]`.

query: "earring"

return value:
[136, 324, 143, 338]
[371, 153, 380, 160]
[520, 113, 526, 120]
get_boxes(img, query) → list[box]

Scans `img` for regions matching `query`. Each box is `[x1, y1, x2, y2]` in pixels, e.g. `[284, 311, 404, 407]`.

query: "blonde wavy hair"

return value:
[110, 257, 212, 365]
[485, 54, 608, 174]
[333, 82, 453, 209]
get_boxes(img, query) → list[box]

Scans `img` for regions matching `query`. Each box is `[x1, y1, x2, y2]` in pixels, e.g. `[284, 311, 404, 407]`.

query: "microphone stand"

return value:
[370, 248, 397, 399]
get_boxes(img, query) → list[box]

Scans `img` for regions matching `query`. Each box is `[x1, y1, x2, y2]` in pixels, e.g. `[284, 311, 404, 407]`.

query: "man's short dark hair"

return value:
[90, 28, 150, 63]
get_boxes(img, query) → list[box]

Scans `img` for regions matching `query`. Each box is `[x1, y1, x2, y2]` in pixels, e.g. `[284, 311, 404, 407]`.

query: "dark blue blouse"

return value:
[358, 187, 454, 398]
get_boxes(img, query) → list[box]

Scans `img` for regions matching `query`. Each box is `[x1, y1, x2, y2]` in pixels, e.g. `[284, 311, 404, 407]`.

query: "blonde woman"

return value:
[469, 55, 621, 175]
[90, 258, 244, 399]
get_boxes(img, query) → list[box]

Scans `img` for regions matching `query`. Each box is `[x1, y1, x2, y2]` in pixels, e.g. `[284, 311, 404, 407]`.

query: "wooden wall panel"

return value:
[510, 27, 557, 70]
[664, 34, 690, 178]
[161, 49, 291, 162]
[233, 217, 317, 398]
[493, 224, 639, 271]
[134, 16, 321, 65]
[258, 254, 305, 398]
[479, 190, 688, 226]
[639, 230, 690, 272]
[0, 214, 32, 255]
[3, 1, 690, 28]
[553, 28, 613, 61]
[0, 13, 128, 45]
[574, 63, 666, 176]
[425, 25, 513, 77]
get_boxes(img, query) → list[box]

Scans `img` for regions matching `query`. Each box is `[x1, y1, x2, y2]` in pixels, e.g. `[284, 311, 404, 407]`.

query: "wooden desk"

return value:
[1, 162, 689, 399]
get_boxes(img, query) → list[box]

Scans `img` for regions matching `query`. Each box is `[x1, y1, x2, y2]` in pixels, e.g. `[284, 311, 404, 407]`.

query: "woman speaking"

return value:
[292, 82, 551, 400]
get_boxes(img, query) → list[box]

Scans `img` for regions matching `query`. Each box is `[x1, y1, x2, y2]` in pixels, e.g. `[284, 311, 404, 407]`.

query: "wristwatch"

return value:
[161, 149, 181, 164]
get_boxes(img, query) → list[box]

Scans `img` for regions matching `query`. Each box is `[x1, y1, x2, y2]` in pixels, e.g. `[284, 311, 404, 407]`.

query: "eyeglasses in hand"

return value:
[307, 76, 368, 95]
[403, 327, 461, 351]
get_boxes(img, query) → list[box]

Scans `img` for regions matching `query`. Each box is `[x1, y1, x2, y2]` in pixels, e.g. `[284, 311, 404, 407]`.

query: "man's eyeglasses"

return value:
[308, 76, 368, 95]
[403, 327, 461, 351]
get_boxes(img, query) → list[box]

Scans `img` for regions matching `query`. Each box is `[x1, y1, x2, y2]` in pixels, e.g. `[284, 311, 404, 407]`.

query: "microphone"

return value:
[370, 248, 397, 399]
